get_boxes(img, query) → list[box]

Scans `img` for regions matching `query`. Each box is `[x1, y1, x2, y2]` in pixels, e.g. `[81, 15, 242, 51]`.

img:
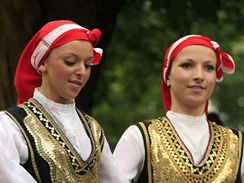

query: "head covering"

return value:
[15, 20, 103, 104]
[162, 35, 235, 113]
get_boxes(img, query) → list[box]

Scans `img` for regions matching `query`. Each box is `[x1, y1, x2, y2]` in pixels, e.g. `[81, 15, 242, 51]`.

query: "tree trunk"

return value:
[0, 0, 127, 113]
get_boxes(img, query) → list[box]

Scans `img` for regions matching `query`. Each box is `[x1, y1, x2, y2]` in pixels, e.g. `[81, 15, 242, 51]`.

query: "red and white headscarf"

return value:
[162, 35, 235, 113]
[14, 20, 103, 104]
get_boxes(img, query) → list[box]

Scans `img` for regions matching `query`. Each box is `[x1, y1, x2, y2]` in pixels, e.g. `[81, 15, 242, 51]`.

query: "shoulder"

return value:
[75, 109, 103, 131]
[0, 107, 26, 142]
[210, 122, 243, 147]
[78, 111, 105, 141]
[3, 106, 26, 119]
[211, 122, 242, 136]
[135, 117, 165, 133]
[82, 112, 103, 130]
[128, 117, 164, 144]
[0, 106, 23, 128]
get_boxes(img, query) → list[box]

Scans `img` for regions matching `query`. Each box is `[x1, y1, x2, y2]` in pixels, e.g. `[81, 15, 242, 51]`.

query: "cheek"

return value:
[48, 66, 71, 83]
[209, 80, 216, 92]
[52, 68, 67, 78]
[169, 71, 188, 86]
[206, 76, 216, 95]
[84, 69, 91, 78]
[207, 73, 217, 86]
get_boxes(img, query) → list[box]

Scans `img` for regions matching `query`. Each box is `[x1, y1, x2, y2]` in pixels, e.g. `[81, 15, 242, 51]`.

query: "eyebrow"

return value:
[62, 53, 93, 60]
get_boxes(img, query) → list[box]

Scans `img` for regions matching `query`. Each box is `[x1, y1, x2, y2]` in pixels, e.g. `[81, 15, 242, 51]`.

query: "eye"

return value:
[84, 58, 93, 69]
[64, 60, 75, 66]
[179, 62, 192, 69]
[205, 64, 215, 72]
[84, 63, 91, 69]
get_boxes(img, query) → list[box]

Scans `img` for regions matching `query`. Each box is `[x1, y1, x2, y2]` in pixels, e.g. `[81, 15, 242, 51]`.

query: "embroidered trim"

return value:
[4, 110, 42, 182]
[139, 122, 153, 183]
[148, 117, 240, 182]
[21, 98, 100, 182]
[166, 116, 214, 166]
[22, 99, 94, 174]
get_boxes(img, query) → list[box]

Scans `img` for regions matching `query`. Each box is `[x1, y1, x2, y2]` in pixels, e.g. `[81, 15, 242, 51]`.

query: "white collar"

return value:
[33, 88, 76, 113]
[166, 111, 207, 127]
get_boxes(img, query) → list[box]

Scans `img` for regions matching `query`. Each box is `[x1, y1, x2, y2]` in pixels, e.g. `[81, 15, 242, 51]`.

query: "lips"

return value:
[68, 80, 82, 86]
[188, 85, 205, 92]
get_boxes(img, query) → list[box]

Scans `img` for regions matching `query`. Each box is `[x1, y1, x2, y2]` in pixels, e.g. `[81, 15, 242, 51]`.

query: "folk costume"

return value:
[1, 90, 104, 183]
[0, 20, 126, 183]
[113, 35, 244, 183]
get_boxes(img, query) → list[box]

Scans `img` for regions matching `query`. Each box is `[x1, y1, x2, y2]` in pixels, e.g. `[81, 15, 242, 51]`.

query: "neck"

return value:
[170, 105, 205, 116]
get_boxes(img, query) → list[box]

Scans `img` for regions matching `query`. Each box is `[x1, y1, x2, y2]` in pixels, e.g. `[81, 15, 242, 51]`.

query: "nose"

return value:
[193, 66, 204, 82]
[76, 62, 88, 76]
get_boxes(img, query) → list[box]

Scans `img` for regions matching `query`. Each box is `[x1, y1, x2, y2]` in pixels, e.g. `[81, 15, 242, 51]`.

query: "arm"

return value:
[98, 136, 129, 183]
[113, 125, 145, 182]
[0, 111, 37, 183]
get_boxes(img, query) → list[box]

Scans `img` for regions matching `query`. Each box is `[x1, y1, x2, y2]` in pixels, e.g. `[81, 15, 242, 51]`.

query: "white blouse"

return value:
[0, 89, 128, 183]
[113, 111, 244, 182]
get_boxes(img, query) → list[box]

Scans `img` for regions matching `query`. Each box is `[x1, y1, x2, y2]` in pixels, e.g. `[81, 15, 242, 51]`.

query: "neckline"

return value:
[166, 111, 206, 126]
[33, 88, 75, 113]
[25, 98, 96, 164]
[164, 116, 214, 166]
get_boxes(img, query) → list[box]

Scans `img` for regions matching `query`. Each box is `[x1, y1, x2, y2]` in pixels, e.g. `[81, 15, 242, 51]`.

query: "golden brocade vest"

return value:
[5, 98, 104, 183]
[136, 117, 243, 183]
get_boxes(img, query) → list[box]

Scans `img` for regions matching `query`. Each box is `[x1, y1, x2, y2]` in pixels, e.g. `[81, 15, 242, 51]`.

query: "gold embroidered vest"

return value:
[5, 98, 104, 183]
[138, 117, 243, 183]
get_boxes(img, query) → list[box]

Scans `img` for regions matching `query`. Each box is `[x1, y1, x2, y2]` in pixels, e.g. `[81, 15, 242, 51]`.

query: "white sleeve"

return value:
[0, 111, 37, 183]
[113, 125, 145, 182]
[98, 137, 129, 183]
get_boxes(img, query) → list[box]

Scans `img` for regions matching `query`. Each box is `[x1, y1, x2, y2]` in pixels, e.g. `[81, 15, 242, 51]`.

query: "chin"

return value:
[60, 95, 77, 104]
[187, 99, 206, 107]
[66, 95, 77, 102]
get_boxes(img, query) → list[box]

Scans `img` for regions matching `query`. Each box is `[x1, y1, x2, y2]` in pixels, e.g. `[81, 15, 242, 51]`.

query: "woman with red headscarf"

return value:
[113, 35, 244, 182]
[0, 20, 127, 183]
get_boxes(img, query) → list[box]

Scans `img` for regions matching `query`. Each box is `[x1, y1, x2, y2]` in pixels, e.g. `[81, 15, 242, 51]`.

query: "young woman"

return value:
[113, 35, 244, 183]
[0, 20, 127, 183]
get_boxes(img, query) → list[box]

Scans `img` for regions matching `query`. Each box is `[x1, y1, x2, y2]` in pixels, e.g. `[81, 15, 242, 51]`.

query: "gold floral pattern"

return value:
[140, 117, 242, 183]
[18, 98, 103, 183]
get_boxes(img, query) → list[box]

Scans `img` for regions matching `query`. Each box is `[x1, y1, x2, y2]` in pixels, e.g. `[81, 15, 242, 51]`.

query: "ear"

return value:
[166, 80, 171, 87]
[38, 64, 47, 73]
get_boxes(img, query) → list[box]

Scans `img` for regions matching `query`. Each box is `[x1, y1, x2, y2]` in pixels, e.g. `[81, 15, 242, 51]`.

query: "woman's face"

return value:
[39, 40, 93, 104]
[168, 45, 217, 115]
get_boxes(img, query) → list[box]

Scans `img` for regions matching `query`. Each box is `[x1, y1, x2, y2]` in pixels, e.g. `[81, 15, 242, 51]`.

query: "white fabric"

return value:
[113, 125, 145, 182]
[0, 89, 128, 183]
[113, 111, 244, 182]
[31, 24, 87, 70]
[163, 35, 198, 83]
[166, 111, 209, 164]
[33, 90, 92, 160]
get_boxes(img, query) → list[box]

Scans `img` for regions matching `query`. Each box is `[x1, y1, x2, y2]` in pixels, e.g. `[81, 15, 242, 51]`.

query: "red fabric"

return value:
[162, 35, 235, 114]
[14, 20, 102, 104]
